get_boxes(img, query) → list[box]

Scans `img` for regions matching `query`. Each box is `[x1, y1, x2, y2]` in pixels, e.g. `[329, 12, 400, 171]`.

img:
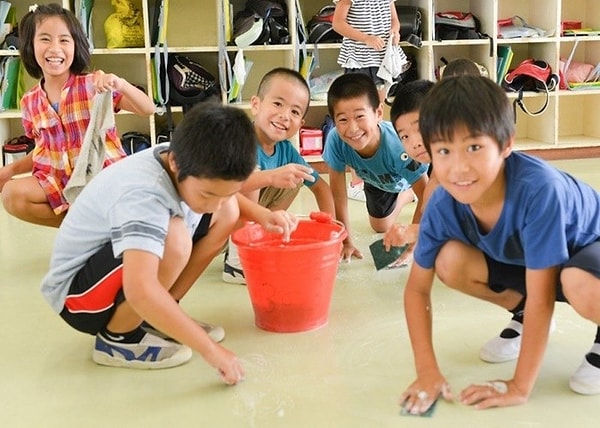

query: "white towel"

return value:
[377, 39, 408, 94]
[63, 91, 115, 204]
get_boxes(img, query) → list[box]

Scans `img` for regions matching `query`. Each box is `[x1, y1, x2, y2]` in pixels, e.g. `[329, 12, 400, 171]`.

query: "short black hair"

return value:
[19, 3, 91, 79]
[442, 58, 481, 78]
[170, 102, 257, 182]
[419, 76, 515, 153]
[327, 73, 380, 117]
[389, 80, 435, 125]
[256, 67, 310, 116]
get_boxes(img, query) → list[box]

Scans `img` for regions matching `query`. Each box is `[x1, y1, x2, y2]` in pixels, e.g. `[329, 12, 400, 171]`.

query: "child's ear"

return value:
[167, 151, 179, 174]
[502, 136, 515, 158]
[375, 103, 384, 121]
[250, 95, 260, 115]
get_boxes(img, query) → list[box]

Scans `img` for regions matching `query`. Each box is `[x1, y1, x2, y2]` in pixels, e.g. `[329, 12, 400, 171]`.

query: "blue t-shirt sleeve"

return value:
[322, 129, 347, 172]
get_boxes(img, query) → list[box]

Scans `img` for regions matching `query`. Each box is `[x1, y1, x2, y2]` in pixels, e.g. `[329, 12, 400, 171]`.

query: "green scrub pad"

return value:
[369, 238, 408, 270]
[400, 398, 438, 417]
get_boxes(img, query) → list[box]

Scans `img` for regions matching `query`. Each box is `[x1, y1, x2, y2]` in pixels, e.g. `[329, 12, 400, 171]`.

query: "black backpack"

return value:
[233, 0, 290, 45]
[434, 11, 485, 40]
[121, 132, 151, 155]
[167, 54, 220, 112]
[307, 5, 342, 44]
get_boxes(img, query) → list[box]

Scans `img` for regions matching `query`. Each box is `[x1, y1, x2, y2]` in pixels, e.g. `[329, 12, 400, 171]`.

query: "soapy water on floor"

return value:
[231, 353, 294, 426]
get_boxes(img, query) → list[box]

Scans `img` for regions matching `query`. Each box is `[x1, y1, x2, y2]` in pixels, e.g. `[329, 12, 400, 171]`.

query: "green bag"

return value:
[0, 56, 21, 110]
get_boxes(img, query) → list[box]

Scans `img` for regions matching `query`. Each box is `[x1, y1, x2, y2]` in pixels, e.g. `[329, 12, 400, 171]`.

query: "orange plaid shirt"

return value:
[21, 73, 126, 214]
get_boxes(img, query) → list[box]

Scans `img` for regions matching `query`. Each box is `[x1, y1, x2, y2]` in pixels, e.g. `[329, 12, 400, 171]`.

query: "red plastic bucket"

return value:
[231, 212, 346, 333]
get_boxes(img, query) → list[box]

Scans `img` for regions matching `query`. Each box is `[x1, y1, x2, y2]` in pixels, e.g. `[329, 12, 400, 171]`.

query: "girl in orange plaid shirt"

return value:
[0, 3, 155, 227]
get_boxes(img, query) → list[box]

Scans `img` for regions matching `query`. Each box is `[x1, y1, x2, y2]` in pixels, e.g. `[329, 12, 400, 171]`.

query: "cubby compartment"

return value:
[91, 0, 147, 50]
[91, 53, 150, 96]
[0, 117, 29, 145]
[511, 94, 558, 148]
[497, 0, 559, 38]
[158, 0, 219, 47]
[561, 0, 600, 32]
[224, 48, 295, 105]
[432, 0, 494, 38]
[558, 93, 600, 147]
[560, 39, 600, 72]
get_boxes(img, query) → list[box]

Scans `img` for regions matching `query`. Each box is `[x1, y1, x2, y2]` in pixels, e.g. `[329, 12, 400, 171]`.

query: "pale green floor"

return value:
[1, 159, 600, 427]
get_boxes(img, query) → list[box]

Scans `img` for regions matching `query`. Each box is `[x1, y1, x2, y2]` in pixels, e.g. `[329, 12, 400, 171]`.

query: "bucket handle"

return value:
[307, 211, 346, 240]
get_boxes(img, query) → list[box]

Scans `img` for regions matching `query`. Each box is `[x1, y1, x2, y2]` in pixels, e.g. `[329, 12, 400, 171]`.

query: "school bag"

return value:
[435, 11, 485, 41]
[120, 131, 151, 155]
[167, 54, 219, 112]
[307, 5, 342, 44]
[233, 0, 290, 46]
[502, 59, 559, 117]
[395, 5, 423, 47]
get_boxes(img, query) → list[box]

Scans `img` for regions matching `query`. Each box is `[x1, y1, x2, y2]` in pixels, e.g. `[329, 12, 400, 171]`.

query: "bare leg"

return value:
[106, 217, 191, 333]
[562, 267, 600, 324]
[368, 189, 416, 233]
[1, 176, 65, 227]
[436, 240, 523, 309]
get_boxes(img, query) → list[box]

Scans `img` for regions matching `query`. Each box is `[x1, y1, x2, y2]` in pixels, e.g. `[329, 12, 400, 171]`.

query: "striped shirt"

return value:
[337, 0, 393, 68]
[21, 73, 125, 214]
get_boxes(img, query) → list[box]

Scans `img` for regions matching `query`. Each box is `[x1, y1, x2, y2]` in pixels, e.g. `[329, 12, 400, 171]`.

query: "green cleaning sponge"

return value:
[369, 238, 408, 270]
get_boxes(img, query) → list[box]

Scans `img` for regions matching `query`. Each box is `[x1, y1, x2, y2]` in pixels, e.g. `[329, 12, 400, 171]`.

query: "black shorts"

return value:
[344, 67, 385, 87]
[59, 213, 213, 335]
[486, 240, 600, 303]
[364, 181, 398, 219]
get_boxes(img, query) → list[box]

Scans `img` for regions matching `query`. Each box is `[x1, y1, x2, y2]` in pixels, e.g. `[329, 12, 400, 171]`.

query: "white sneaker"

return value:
[479, 318, 556, 363]
[570, 343, 600, 395]
[479, 319, 523, 363]
[347, 182, 366, 202]
[223, 258, 246, 285]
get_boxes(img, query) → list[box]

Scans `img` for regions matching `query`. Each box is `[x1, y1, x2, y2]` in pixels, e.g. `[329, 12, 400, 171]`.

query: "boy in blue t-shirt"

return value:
[400, 76, 600, 415]
[223, 68, 334, 284]
[323, 73, 429, 261]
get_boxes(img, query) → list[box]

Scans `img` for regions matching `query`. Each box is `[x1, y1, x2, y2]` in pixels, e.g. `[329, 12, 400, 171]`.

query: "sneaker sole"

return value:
[92, 344, 192, 370]
[222, 272, 247, 285]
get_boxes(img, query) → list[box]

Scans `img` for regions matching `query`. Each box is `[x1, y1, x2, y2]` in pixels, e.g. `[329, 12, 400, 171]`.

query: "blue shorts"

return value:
[59, 214, 213, 335]
[486, 240, 600, 303]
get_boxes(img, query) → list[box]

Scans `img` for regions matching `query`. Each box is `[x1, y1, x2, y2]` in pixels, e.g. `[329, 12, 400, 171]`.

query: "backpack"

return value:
[120, 131, 151, 155]
[167, 54, 220, 112]
[307, 5, 342, 44]
[233, 0, 290, 46]
[2, 135, 35, 166]
[435, 11, 485, 40]
[396, 5, 423, 47]
[502, 59, 559, 117]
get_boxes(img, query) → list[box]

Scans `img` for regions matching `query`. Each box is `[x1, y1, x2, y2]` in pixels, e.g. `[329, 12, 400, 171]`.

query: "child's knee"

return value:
[435, 241, 471, 286]
[1, 180, 21, 213]
[561, 268, 600, 320]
